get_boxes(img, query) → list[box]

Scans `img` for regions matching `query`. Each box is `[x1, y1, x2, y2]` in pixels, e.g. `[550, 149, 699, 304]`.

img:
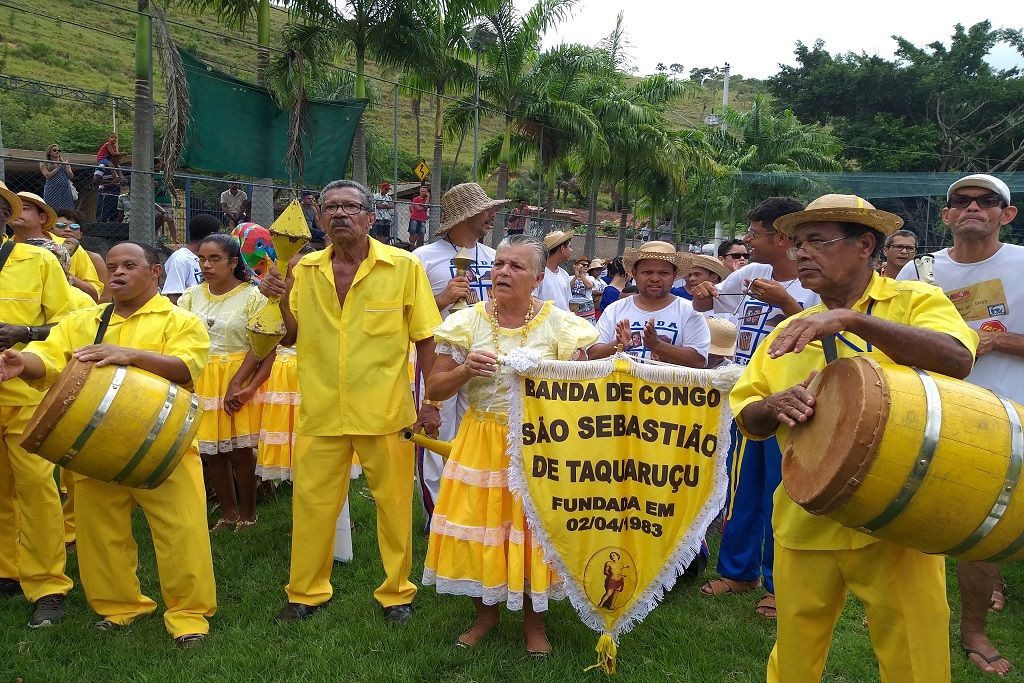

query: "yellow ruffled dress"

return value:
[178, 282, 268, 456]
[422, 301, 598, 611]
[256, 345, 299, 480]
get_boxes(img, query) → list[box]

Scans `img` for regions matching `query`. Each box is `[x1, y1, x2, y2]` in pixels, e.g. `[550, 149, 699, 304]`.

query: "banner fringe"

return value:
[584, 633, 618, 675]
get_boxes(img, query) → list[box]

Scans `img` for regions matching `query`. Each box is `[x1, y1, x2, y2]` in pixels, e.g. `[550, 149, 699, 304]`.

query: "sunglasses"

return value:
[55, 222, 81, 230]
[724, 253, 748, 260]
[948, 193, 1005, 209]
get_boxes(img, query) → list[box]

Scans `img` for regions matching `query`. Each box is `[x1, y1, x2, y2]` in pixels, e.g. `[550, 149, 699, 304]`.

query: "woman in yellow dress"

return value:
[423, 234, 598, 656]
[178, 234, 269, 531]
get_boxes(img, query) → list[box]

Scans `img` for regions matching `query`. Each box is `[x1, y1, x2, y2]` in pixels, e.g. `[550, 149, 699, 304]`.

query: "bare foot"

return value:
[963, 634, 1012, 677]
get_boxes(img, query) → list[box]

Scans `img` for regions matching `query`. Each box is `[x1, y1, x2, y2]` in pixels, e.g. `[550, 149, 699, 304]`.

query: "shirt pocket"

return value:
[0, 290, 43, 325]
[362, 299, 404, 337]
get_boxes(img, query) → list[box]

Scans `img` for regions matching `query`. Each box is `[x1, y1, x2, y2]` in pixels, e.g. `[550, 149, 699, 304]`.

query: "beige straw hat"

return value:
[588, 258, 606, 270]
[543, 230, 574, 251]
[438, 182, 509, 234]
[17, 192, 57, 231]
[774, 194, 903, 237]
[623, 241, 688, 273]
[688, 254, 730, 281]
[0, 182, 23, 221]
[707, 316, 738, 357]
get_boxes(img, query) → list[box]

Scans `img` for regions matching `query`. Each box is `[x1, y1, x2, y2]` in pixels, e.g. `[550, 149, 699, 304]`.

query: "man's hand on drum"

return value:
[73, 344, 135, 367]
[0, 349, 25, 381]
[763, 372, 819, 427]
[768, 310, 851, 358]
[0, 324, 28, 351]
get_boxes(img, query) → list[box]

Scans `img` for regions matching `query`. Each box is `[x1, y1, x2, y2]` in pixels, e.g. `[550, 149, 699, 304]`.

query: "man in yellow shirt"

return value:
[729, 194, 978, 683]
[259, 179, 441, 624]
[0, 241, 216, 648]
[0, 181, 77, 628]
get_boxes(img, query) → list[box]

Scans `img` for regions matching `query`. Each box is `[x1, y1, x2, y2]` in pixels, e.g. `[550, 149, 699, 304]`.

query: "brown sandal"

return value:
[755, 593, 777, 620]
[210, 518, 237, 533]
[700, 577, 761, 597]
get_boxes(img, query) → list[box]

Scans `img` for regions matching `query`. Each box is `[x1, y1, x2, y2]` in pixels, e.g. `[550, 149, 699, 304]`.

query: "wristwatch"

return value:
[422, 399, 444, 409]
[23, 326, 36, 343]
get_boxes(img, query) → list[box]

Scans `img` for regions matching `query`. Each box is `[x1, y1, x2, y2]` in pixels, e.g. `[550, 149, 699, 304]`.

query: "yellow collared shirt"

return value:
[50, 233, 104, 296]
[289, 238, 441, 436]
[24, 293, 210, 394]
[0, 242, 77, 406]
[730, 272, 980, 550]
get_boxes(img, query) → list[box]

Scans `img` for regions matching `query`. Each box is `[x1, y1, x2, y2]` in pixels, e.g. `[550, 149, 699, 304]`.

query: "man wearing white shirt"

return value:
[162, 214, 221, 304]
[219, 181, 248, 228]
[897, 173, 1021, 677]
[589, 241, 709, 367]
[534, 230, 573, 311]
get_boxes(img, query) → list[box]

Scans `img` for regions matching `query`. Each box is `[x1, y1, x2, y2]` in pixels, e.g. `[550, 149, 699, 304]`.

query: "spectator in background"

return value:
[534, 230, 574, 311]
[162, 213, 222, 304]
[117, 184, 131, 225]
[639, 221, 651, 242]
[96, 132, 119, 162]
[507, 199, 528, 235]
[220, 181, 248, 228]
[879, 229, 918, 279]
[408, 186, 429, 248]
[372, 182, 394, 240]
[598, 256, 629, 312]
[717, 239, 749, 272]
[153, 159, 176, 242]
[93, 154, 124, 223]
[53, 208, 108, 299]
[39, 144, 75, 212]
[300, 192, 324, 248]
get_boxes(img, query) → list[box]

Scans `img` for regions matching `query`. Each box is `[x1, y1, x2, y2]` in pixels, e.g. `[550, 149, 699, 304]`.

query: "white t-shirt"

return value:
[897, 243, 1024, 402]
[712, 262, 821, 365]
[535, 265, 572, 311]
[162, 247, 203, 295]
[412, 239, 496, 318]
[373, 192, 394, 222]
[220, 189, 248, 214]
[597, 295, 711, 362]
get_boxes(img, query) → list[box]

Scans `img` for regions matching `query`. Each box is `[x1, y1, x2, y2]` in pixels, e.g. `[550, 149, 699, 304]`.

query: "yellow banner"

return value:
[506, 354, 739, 656]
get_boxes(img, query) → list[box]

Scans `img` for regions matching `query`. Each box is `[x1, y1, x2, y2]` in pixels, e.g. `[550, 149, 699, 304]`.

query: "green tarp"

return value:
[179, 50, 367, 187]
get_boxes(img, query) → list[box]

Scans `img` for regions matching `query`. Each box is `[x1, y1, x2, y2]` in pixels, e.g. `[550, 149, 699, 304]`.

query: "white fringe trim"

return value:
[441, 460, 508, 488]
[429, 514, 525, 546]
[198, 434, 259, 455]
[503, 351, 737, 640]
[421, 569, 565, 611]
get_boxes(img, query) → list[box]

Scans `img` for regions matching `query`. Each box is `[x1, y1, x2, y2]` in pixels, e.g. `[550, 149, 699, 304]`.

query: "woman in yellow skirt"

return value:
[178, 234, 269, 531]
[423, 234, 597, 655]
[256, 345, 298, 481]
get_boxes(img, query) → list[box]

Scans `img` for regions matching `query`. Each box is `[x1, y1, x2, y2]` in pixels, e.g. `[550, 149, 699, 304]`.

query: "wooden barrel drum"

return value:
[21, 359, 203, 489]
[782, 357, 1024, 562]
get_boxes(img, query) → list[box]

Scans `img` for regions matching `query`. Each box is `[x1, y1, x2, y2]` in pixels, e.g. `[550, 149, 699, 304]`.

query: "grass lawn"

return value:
[2, 477, 1022, 682]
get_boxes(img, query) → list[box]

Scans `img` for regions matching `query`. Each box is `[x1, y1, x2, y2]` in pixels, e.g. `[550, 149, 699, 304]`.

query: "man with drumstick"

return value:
[258, 179, 441, 625]
[0, 241, 217, 648]
[898, 173, 1021, 677]
[730, 194, 978, 682]
[691, 197, 818, 619]
[0, 182, 77, 628]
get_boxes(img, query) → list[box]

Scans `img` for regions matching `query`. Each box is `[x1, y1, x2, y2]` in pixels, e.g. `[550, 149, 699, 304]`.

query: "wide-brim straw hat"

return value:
[588, 258, 606, 270]
[543, 230, 574, 251]
[688, 254, 730, 281]
[774, 194, 903, 237]
[17, 192, 58, 231]
[0, 182, 23, 221]
[707, 316, 738, 357]
[624, 240, 688, 273]
[439, 182, 509, 234]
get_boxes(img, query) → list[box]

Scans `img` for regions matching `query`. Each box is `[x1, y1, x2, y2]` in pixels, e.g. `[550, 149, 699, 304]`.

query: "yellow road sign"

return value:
[415, 160, 430, 181]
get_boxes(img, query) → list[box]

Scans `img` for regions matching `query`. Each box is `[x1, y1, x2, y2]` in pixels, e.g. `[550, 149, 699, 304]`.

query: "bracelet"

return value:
[422, 398, 444, 409]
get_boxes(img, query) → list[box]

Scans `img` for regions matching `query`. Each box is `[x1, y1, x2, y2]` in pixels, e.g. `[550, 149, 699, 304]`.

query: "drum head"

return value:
[782, 357, 890, 515]
[20, 358, 93, 454]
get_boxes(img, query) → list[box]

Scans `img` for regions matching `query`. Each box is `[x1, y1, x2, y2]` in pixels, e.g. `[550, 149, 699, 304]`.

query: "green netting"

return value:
[738, 172, 1024, 199]
[179, 50, 367, 187]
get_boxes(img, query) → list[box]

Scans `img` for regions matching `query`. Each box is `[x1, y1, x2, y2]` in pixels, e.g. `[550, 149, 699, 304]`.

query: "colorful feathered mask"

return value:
[232, 222, 277, 282]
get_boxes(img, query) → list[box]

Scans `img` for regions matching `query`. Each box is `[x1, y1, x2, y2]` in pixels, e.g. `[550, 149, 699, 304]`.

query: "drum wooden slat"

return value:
[20, 359, 202, 489]
[783, 357, 1024, 562]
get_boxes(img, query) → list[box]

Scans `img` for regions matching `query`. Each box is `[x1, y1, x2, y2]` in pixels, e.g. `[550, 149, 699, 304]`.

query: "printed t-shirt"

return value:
[596, 295, 711, 362]
[412, 239, 496, 319]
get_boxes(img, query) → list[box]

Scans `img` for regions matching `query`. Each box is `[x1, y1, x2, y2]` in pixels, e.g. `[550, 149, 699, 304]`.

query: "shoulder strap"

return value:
[0, 240, 15, 274]
[93, 304, 116, 345]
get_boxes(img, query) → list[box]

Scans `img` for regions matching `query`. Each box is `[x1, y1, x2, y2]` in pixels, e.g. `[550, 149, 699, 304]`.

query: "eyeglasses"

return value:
[886, 244, 916, 253]
[55, 222, 81, 230]
[744, 229, 776, 239]
[786, 236, 852, 261]
[948, 193, 1005, 209]
[724, 253, 749, 260]
[321, 202, 368, 216]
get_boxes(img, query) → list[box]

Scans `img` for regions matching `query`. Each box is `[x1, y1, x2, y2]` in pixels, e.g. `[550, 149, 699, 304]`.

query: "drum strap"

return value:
[94, 304, 116, 344]
[0, 240, 15, 274]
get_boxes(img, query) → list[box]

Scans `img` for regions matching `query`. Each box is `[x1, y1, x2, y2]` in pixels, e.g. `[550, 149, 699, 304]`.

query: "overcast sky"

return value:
[517, 0, 1024, 79]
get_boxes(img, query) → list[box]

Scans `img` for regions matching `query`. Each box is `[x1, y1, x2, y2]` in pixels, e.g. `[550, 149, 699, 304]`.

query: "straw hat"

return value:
[688, 254, 729, 281]
[438, 182, 509, 234]
[588, 258, 606, 270]
[623, 241, 688, 273]
[707, 316, 738, 357]
[0, 181, 23, 221]
[774, 194, 903, 237]
[16, 192, 57, 231]
[543, 230, 574, 251]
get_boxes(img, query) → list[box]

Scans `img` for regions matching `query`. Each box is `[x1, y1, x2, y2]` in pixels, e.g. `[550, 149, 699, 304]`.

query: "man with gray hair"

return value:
[897, 173, 1021, 676]
[259, 179, 442, 626]
[879, 229, 918, 279]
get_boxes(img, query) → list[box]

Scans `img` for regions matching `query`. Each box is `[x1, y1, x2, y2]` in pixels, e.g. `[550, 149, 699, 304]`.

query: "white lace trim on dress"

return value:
[429, 514, 525, 546]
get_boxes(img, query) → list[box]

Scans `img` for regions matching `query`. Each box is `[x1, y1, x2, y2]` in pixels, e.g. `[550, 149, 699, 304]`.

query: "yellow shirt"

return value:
[24, 294, 210, 394]
[730, 272, 979, 550]
[289, 238, 441, 436]
[0, 242, 77, 406]
[50, 233, 104, 296]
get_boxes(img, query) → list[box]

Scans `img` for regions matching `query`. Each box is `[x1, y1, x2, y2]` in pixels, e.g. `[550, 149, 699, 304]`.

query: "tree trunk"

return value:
[429, 87, 444, 238]
[490, 116, 512, 247]
[255, 0, 270, 87]
[617, 163, 629, 256]
[131, 0, 155, 244]
[351, 47, 368, 186]
[412, 94, 422, 158]
[585, 167, 598, 258]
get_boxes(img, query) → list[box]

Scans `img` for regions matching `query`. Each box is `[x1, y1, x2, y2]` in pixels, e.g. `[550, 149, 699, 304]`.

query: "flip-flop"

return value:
[963, 647, 1012, 676]
[755, 593, 777, 620]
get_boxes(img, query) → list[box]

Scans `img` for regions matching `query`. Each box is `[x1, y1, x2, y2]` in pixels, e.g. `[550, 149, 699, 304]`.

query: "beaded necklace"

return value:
[489, 298, 535, 352]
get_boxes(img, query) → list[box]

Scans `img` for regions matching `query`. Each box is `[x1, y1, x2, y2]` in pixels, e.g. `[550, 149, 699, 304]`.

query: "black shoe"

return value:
[274, 602, 325, 622]
[0, 578, 22, 598]
[174, 633, 206, 650]
[29, 593, 66, 628]
[382, 603, 414, 625]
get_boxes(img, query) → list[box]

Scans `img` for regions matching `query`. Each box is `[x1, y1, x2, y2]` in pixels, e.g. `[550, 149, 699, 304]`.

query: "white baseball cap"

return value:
[947, 174, 1011, 206]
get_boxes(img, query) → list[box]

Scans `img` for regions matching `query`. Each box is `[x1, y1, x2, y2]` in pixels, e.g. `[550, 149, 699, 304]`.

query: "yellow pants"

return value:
[61, 468, 76, 545]
[286, 432, 415, 608]
[0, 405, 72, 601]
[76, 447, 217, 638]
[768, 541, 950, 683]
